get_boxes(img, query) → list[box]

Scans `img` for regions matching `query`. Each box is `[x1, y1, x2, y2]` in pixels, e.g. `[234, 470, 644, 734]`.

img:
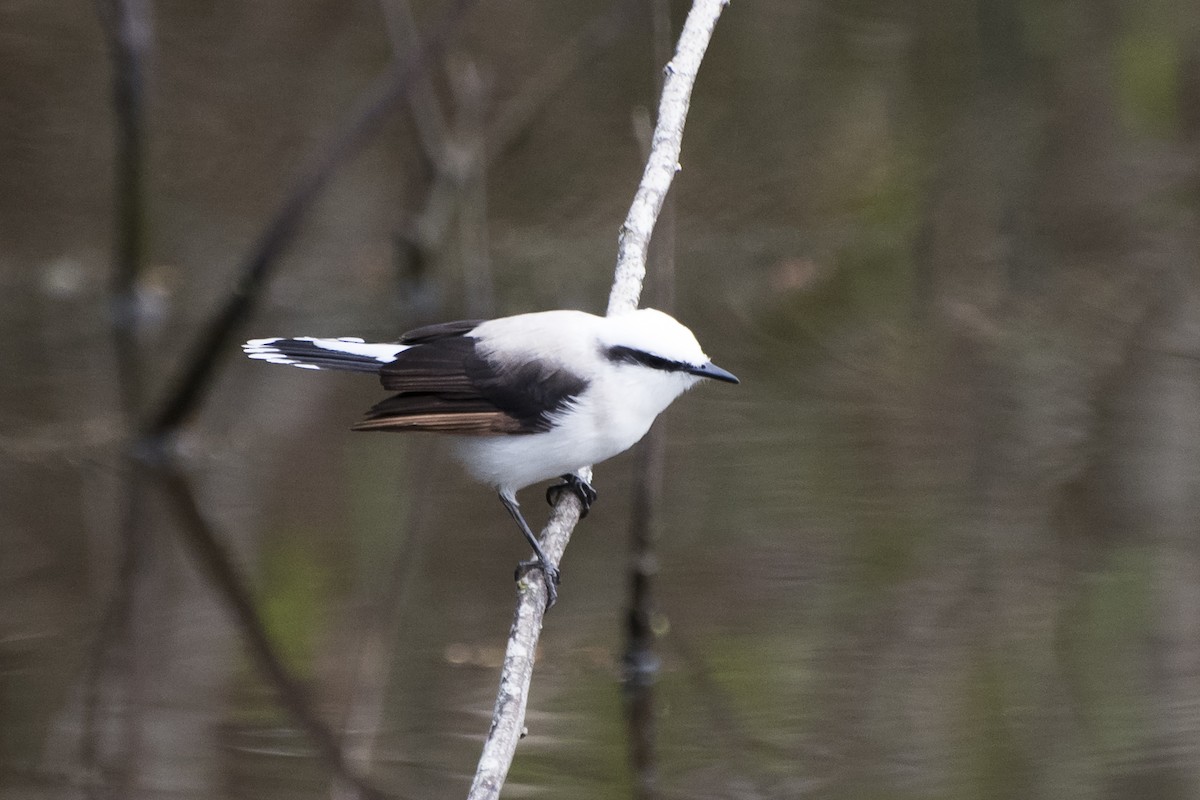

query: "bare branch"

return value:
[84, 2, 152, 789]
[155, 457, 389, 800]
[95, 0, 150, 423]
[621, 6, 678, 782]
[609, 0, 726, 317]
[380, 0, 449, 165]
[467, 491, 588, 800]
[145, 0, 477, 440]
[401, 0, 641, 281]
[623, 428, 666, 800]
[77, 459, 144, 797]
[468, 2, 728, 798]
[330, 456, 443, 800]
[450, 57, 495, 317]
[484, 0, 644, 166]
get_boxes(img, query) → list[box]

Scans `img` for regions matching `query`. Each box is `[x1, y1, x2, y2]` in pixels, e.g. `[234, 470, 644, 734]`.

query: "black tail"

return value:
[243, 337, 402, 372]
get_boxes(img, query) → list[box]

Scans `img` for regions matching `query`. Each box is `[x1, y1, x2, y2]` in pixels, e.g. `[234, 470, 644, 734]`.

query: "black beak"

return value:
[687, 361, 739, 384]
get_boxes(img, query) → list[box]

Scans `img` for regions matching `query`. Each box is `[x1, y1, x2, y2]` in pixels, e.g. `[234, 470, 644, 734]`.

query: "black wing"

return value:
[352, 332, 587, 436]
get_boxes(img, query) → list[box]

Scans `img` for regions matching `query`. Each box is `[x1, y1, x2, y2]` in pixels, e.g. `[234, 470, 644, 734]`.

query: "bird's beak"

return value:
[687, 361, 739, 384]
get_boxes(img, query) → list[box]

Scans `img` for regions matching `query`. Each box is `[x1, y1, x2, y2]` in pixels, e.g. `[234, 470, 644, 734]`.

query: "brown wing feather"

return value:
[352, 411, 519, 434]
[353, 392, 521, 435]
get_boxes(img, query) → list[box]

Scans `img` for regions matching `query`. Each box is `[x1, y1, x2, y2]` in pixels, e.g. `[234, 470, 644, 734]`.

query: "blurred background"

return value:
[5, 0, 1200, 798]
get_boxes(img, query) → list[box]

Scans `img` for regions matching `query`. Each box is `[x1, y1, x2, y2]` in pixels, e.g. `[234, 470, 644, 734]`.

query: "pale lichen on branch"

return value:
[466, 2, 729, 799]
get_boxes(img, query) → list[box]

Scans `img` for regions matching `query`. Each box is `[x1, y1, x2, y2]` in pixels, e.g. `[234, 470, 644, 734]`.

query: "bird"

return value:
[243, 308, 738, 608]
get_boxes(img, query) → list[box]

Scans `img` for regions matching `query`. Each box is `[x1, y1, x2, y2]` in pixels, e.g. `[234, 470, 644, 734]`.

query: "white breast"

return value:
[451, 360, 697, 497]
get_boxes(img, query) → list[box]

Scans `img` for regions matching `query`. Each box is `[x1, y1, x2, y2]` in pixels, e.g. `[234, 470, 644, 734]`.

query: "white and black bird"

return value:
[243, 308, 738, 607]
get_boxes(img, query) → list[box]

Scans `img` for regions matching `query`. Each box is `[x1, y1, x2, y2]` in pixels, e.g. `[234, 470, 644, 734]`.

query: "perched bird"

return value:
[243, 308, 738, 607]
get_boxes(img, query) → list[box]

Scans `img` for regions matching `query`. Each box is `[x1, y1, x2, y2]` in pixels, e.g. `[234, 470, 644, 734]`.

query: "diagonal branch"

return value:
[484, 0, 645, 166]
[145, 0, 478, 440]
[396, 0, 643, 289]
[607, 0, 725, 317]
[380, 0, 450, 166]
[155, 457, 389, 800]
[467, 3, 728, 798]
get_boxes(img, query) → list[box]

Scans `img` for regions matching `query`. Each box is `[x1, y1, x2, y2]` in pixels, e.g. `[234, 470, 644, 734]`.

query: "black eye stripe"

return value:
[605, 345, 687, 373]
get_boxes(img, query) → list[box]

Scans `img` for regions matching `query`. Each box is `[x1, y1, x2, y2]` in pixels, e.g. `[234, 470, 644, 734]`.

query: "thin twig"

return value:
[78, 460, 144, 799]
[380, 0, 449, 165]
[331, 455, 443, 800]
[95, 0, 150, 421]
[621, 6, 677, 790]
[83, 2, 151, 791]
[608, 0, 725, 317]
[400, 0, 641, 284]
[466, 491, 588, 800]
[145, 0, 478, 440]
[467, 3, 728, 798]
[623, 429, 665, 800]
[484, 0, 645, 166]
[153, 456, 389, 800]
[450, 57, 495, 317]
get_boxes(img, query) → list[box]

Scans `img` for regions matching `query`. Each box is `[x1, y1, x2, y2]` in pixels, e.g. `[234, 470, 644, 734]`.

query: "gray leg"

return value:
[498, 493, 560, 610]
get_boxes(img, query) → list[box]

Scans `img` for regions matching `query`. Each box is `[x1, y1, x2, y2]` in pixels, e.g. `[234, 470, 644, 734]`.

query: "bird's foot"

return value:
[545, 474, 597, 518]
[515, 558, 561, 610]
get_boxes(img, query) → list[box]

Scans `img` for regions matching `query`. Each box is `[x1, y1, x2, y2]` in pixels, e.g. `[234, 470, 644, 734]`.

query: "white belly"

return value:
[449, 364, 696, 498]
[446, 417, 648, 496]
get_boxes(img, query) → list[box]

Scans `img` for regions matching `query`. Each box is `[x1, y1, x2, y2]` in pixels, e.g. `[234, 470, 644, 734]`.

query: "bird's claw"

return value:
[515, 558, 561, 610]
[545, 474, 597, 518]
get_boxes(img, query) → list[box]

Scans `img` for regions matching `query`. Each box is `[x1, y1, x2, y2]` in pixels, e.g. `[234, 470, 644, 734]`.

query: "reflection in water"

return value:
[5, 1, 1200, 799]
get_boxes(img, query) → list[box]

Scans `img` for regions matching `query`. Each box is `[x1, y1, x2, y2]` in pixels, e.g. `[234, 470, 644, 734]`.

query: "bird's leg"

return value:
[498, 493, 560, 610]
[545, 473, 598, 518]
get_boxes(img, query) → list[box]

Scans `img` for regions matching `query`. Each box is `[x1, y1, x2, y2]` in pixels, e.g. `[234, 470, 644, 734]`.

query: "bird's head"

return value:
[599, 308, 739, 387]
